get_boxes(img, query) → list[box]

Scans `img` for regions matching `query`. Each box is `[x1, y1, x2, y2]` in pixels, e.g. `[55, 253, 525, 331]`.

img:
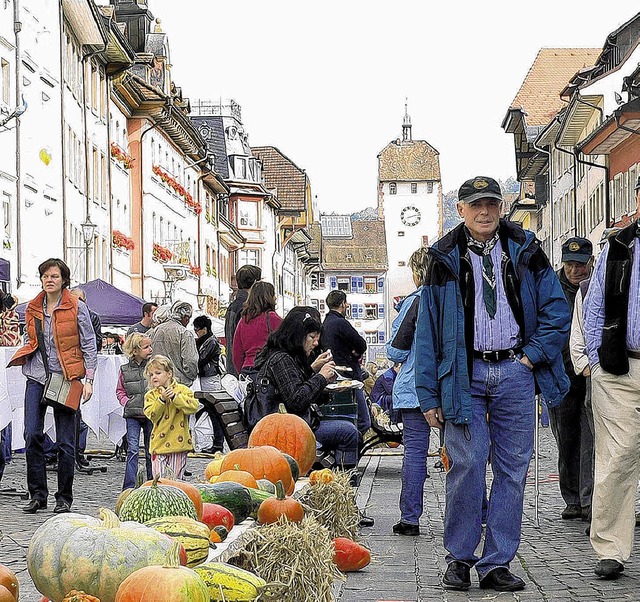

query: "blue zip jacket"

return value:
[386, 286, 423, 410]
[415, 220, 570, 425]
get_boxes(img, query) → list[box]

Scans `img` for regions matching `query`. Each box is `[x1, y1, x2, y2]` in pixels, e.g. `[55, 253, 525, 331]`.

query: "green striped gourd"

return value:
[145, 516, 211, 567]
[194, 563, 273, 602]
[119, 475, 197, 523]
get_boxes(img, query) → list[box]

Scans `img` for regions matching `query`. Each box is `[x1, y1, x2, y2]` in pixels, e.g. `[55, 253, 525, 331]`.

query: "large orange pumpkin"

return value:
[204, 453, 226, 481]
[115, 542, 209, 602]
[0, 563, 19, 602]
[141, 478, 203, 521]
[248, 405, 317, 475]
[220, 446, 293, 495]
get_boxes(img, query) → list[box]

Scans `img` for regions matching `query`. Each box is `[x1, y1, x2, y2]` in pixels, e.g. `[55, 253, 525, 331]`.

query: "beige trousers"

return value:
[590, 359, 640, 562]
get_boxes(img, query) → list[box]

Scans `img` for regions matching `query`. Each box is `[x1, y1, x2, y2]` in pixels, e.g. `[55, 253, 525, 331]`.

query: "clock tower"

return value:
[377, 103, 443, 329]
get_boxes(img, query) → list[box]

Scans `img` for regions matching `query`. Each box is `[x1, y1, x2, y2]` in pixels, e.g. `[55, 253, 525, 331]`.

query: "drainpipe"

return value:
[553, 138, 577, 237]
[14, 0, 21, 289]
[533, 126, 555, 265]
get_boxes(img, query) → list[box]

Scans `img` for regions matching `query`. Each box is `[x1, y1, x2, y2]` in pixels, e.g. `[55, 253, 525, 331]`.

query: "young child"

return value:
[144, 354, 198, 479]
[117, 333, 154, 490]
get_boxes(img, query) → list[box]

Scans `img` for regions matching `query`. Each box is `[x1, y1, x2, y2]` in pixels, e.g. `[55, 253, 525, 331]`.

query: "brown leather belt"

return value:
[473, 348, 522, 362]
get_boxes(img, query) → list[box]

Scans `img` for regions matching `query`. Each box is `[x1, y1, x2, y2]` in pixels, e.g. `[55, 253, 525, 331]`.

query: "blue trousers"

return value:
[315, 419, 360, 466]
[443, 357, 534, 578]
[355, 389, 371, 434]
[123, 417, 154, 490]
[399, 408, 431, 524]
[24, 379, 76, 505]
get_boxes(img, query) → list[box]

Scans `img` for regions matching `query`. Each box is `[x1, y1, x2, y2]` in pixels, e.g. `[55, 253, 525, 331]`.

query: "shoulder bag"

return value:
[35, 317, 83, 412]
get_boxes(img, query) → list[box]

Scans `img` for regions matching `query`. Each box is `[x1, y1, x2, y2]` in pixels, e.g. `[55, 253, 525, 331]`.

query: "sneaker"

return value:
[392, 521, 420, 536]
[561, 504, 582, 519]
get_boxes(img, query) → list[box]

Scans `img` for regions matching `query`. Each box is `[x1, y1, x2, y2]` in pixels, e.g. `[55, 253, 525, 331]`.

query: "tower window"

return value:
[427, 182, 434, 193]
[389, 182, 397, 195]
[411, 182, 417, 194]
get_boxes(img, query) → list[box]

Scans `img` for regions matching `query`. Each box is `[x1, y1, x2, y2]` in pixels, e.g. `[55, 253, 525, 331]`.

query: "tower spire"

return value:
[402, 97, 412, 142]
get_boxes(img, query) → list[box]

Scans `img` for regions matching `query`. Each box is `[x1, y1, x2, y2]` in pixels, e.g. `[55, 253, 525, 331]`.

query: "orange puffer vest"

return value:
[8, 289, 86, 379]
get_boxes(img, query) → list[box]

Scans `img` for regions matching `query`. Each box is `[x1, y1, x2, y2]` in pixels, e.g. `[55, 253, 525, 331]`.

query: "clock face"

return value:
[400, 205, 421, 227]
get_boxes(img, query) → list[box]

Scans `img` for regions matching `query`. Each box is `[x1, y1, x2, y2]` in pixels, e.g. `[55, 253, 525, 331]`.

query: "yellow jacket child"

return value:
[144, 378, 198, 454]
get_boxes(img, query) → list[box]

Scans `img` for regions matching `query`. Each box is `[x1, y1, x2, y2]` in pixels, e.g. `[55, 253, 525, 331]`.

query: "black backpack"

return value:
[242, 353, 280, 432]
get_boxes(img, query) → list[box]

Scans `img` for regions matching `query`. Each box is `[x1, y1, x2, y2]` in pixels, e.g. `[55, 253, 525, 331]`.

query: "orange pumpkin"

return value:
[216, 465, 259, 489]
[332, 537, 371, 572]
[62, 591, 101, 602]
[248, 404, 317, 475]
[204, 452, 226, 481]
[309, 468, 335, 485]
[142, 477, 203, 521]
[0, 564, 19, 602]
[115, 542, 209, 602]
[256, 480, 304, 525]
[220, 446, 293, 495]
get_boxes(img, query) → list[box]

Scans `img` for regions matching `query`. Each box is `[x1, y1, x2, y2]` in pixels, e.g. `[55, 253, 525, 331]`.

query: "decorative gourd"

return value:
[208, 475, 220, 484]
[204, 453, 226, 481]
[115, 488, 134, 516]
[141, 477, 203, 521]
[195, 482, 253, 524]
[61, 592, 100, 602]
[144, 516, 211, 568]
[256, 479, 276, 494]
[248, 404, 317, 475]
[309, 468, 335, 485]
[257, 480, 304, 525]
[194, 563, 269, 602]
[200, 503, 235, 531]
[0, 563, 19, 602]
[220, 446, 293, 496]
[281, 453, 299, 482]
[216, 466, 259, 489]
[332, 537, 371, 572]
[119, 475, 197, 523]
[27, 508, 183, 602]
[246, 487, 274, 517]
[115, 541, 209, 602]
[208, 526, 228, 544]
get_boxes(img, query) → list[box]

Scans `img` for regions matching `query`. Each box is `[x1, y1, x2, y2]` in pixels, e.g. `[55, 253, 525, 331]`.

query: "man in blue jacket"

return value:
[415, 176, 570, 592]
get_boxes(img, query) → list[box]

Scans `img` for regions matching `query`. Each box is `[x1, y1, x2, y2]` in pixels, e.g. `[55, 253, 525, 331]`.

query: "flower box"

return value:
[189, 264, 202, 277]
[110, 142, 134, 169]
[152, 242, 173, 263]
[112, 230, 134, 251]
[152, 164, 202, 215]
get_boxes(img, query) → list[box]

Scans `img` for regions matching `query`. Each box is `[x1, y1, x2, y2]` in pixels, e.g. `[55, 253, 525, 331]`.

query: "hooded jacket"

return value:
[415, 220, 571, 425]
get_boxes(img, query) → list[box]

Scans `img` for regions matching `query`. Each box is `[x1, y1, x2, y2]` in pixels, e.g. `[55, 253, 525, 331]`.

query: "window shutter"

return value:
[330, 276, 337, 290]
[378, 331, 385, 344]
[377, 277, 384, 293]
[378, 304, 384, 318]
[351, 276, 358, 292]
[357, 276, 364, 293]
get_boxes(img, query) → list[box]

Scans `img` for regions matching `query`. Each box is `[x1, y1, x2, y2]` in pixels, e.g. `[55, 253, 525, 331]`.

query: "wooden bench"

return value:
[195, 391, 249, 450]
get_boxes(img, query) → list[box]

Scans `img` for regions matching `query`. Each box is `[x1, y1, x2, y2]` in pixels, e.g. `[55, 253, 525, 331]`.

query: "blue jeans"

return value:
[399, 408, 431, 525]
[123, 417, 153, 490]
[315, 419, 360, 466]
[355, 389, 371, 434]
[24, 379, 76, 505]
[443, 357, 534, 578]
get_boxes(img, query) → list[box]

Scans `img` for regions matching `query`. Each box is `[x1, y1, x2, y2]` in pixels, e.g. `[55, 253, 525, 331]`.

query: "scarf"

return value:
[466, 229, 500, 319]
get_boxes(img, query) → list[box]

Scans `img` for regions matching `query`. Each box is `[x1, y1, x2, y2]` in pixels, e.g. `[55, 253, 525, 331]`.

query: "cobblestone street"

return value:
[2, 429, 640, 601]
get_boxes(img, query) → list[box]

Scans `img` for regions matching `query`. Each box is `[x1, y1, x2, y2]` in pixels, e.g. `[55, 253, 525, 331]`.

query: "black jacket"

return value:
[224, 289, 248, 376]
[321, 310, 367, 379]
[196, 332, 221, 378]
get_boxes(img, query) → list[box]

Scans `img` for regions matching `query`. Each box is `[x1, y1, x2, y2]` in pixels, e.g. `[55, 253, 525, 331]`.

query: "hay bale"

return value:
[299, 470, 359, 540]
[229, 515, 342, 602]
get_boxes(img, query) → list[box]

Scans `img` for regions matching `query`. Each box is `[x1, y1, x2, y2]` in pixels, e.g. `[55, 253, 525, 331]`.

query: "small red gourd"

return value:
[115, 541, 209, 602]
[256, 480, 304, 525]
[332, 537, 371, 571]
[200, 503, 235, 531]
[0, 563, 19, 602]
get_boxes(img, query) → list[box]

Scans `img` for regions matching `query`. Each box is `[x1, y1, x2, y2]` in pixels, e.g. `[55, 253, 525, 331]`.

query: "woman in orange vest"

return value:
[8, 258, 97, 514]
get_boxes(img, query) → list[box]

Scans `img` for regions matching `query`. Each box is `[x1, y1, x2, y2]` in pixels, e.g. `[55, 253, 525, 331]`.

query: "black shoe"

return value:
[585, 524, 591, 536]
[594, 559, 623, 580]
[479, 567, 525, 591]
[76, 455, 90, 467]
[23, 498, 47, 513]
[46, 462, 58, 471]
[201, 447, 223, 455]
[636, 512, 640, 527]
[53, 501, 71, 514]
[561, 504, 582, 519]
[442, 561, 471, 590]
[183, 470, 192, 477]
[393, 521, 420, 536]
[581, 505, 591, 522]
[359, 515, 374, 527]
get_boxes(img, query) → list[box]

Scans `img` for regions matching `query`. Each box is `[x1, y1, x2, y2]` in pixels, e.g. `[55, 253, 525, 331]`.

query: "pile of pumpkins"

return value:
[17, 408, 369, 602]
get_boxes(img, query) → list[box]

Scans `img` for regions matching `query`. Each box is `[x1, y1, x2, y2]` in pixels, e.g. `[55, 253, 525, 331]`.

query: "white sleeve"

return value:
[569, 291, 589, 375]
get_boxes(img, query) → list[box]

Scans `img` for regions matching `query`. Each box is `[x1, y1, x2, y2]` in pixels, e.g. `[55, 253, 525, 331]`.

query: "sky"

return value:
[150, 1, 640, 214]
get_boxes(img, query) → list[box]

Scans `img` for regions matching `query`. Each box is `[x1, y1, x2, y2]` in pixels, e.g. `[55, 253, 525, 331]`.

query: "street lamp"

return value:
[81, 218, 97, 283]
[196, 292, 207, 310]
